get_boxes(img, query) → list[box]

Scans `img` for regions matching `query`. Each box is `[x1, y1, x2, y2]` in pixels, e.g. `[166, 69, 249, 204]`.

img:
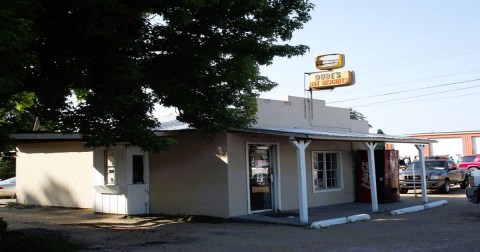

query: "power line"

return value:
[328, 78, 480, 104]
[356, 91, 480, 108]
[350, 83, 480, 108]
[322, 68, 480, 96]
[351, 41, 480, 70]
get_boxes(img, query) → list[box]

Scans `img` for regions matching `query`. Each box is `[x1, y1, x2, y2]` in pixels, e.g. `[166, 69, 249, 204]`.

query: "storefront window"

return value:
[312, 152, 341, 191]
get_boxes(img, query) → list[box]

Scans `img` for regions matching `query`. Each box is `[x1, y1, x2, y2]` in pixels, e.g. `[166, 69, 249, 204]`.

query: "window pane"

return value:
[313, 152, 340, 191]
[105, 150, 116, 185]
[133, 155, 144, 184]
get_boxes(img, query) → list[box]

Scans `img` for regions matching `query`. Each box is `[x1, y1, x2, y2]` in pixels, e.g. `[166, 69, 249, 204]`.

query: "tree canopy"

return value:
[0, 0, 314, 151]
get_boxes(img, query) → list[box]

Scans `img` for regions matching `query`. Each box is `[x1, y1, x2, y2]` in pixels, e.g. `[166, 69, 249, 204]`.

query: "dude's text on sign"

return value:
[308, 70, 355, 90]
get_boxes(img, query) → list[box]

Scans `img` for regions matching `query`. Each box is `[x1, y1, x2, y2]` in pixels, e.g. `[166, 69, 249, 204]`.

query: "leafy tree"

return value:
[376, 128, 385, 150]
[349, 108, 372, 128]
[0, 0, 314, 151]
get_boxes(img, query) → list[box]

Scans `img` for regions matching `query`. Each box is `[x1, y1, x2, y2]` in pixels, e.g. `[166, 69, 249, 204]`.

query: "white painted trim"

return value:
[313, 188, 343, 193]
[311, 151, 344, 193]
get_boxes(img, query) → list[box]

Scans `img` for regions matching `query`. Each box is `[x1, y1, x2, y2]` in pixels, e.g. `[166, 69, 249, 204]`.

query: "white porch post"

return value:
[363, 142, 379, 213]
[290, 138, 311, 224]
[415, 144, 428, 204]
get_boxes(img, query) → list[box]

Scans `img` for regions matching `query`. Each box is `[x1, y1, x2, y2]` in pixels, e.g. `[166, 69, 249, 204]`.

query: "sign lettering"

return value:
[308, 70, 355, 90]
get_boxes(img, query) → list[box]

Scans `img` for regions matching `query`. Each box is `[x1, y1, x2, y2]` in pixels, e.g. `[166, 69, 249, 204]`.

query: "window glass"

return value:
[104, 150, 116, 185]
[312, 152, 341, 191]
[133, 155, 144, 184]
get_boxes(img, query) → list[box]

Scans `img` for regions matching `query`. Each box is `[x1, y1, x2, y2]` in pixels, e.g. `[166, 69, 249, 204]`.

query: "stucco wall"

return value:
[226, 132, 357, 216]
[255, 96, 369, 133]
[149, 132, 229, 218]
[16, 141, 93, 208]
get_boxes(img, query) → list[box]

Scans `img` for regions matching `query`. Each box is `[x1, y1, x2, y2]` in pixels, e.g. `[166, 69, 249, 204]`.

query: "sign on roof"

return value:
[310, 53, 355, 90]
[308, 70, 355, 90]
[315, 53, 345, 70]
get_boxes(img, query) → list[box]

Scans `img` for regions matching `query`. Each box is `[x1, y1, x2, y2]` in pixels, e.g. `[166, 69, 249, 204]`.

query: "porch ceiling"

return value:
[230, 127, 436, 144]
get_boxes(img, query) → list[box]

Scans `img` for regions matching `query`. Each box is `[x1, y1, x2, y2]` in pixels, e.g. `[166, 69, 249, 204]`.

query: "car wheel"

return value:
[469, 167, 478, 173]
[400, 188, 408, 194]
[442, 179, 450, 194]
[461, 176, 469, 189]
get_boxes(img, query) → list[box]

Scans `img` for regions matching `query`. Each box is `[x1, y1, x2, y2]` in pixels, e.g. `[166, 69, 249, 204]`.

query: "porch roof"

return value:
[12, 122, 435, 144]
[230, 126, 436, 144]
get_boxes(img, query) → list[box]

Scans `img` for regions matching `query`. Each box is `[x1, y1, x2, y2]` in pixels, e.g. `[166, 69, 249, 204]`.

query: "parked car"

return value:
[399, 160, 468, 194]
[466, 170, 480, 204]
[458, 154, 480, 172]
[0, 177, 16, 198]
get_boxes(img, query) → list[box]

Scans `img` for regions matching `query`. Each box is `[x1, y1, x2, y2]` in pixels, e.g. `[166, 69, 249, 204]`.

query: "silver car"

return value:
[0, 177, 16, 198]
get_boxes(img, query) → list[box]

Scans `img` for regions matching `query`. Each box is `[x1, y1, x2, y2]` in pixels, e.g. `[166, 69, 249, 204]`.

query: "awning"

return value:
[230, 126, 436, 144]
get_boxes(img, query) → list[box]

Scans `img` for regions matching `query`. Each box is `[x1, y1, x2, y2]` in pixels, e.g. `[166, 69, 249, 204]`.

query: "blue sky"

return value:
[260, 0, 480, 135]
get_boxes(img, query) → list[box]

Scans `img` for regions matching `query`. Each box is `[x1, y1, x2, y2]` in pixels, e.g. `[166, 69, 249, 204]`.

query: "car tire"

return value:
[400, 188, 408, 194]
[442, 179, 450, 194]
[469, 167, 479, 173]
[461, 176, 469, 189]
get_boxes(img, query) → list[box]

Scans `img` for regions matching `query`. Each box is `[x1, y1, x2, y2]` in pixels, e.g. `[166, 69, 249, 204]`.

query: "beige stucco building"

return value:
[14, 96, 432, 222]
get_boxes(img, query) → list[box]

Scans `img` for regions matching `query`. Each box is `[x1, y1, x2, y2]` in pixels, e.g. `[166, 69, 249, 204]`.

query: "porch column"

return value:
[290, 138, 311, 224]
[363, 142, 379, 213]
[415, 144, 428, 204]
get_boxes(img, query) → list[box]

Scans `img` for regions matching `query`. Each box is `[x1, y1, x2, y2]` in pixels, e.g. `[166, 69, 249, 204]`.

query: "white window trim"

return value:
[311, 151, 343, 193]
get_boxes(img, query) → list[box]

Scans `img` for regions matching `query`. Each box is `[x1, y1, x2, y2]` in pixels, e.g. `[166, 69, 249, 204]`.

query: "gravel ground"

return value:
[1, 186, 479, 251]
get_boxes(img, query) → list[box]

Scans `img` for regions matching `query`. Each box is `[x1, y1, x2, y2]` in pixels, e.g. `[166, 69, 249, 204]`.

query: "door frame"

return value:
[245, 142, 281, 214]
[126, 147, 150, 214]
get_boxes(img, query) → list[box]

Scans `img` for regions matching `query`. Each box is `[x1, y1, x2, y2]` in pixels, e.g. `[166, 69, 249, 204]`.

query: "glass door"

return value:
[248, 144, 276, 212]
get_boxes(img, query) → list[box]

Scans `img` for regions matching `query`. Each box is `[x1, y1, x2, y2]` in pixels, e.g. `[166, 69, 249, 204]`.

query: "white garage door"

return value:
[430, 138, 463, 162]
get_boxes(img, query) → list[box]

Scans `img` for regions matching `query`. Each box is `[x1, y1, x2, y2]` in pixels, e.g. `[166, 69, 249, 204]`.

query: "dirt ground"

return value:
[1, 188, 480, 251]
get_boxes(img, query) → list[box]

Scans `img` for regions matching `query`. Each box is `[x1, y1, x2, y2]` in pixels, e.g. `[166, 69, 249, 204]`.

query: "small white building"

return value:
[14, 96, 433, 223]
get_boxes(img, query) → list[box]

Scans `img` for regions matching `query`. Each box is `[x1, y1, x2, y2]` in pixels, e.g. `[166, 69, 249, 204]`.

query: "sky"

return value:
[259, 0, 480, 135]
[157, 0, 480, 136]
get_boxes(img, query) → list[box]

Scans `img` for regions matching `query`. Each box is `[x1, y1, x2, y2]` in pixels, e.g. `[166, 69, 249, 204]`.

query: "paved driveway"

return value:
[1, 186, 478, 251]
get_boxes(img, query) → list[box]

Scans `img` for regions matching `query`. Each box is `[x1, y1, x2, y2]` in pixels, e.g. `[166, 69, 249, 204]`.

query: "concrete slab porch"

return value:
[232, 194, 431, 226]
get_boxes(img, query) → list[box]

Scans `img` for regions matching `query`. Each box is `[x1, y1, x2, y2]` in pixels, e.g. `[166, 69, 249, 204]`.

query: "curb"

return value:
[310, 214, 370, 229]
[390, 200, 448, 215]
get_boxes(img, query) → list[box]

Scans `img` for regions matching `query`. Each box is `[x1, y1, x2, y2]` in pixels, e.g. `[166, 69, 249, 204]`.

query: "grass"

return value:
[0, 229, 85, 251]
[5, 202, 29, 209]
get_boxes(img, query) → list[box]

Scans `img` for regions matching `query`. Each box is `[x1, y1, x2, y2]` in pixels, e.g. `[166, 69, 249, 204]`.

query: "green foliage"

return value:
[349, 108, 372, 128]
[376, 129, 386, 150]
[6, 202, 27, 209]
[0, 156, 15, 180]
[0, 0, 314, 151]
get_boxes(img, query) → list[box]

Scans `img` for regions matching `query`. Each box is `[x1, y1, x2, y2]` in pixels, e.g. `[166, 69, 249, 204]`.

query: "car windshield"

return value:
[461, 156, 475, 162]
[406, 161, 446, 170]
[0, 177, 15, 185]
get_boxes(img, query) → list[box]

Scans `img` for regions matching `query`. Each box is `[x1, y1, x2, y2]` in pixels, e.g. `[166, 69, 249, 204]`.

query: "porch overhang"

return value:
[231, 126, 435, 224]
[230, 126, 436, 144]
